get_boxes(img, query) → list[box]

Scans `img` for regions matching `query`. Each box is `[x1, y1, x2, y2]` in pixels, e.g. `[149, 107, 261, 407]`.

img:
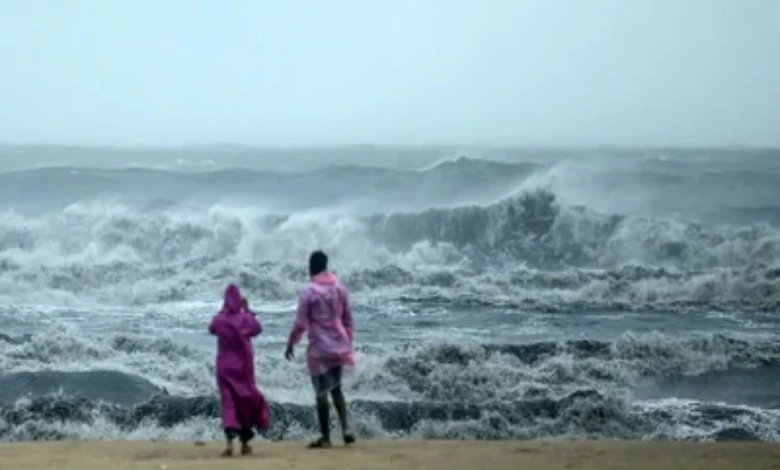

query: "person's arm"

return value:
[288, 290, 309, 346]
[208, 314, 220, 335]
[285, 288, 309, 359]
[242, 311, 262, 337]
[341, 287, 354, 342]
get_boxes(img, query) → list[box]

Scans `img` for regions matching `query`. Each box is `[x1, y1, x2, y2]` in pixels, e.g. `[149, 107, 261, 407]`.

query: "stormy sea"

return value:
[0, 144, 778, 442]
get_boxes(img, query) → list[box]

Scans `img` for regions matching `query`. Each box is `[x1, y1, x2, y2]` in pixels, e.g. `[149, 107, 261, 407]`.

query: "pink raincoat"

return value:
[288, 272, 356, 376]
[209, 284, 270, 431]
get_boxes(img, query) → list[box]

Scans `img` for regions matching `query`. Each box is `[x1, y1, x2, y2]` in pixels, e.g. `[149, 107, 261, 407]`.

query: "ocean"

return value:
[0, 144, 778, 442]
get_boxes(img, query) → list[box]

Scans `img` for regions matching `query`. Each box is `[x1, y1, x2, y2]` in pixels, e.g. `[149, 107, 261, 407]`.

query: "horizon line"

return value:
[0, 142, 777, 152]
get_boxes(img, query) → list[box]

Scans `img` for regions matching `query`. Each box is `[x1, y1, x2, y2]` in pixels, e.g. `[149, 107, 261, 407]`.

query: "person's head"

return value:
[223, 284, 243, 313]
[308, 250, 328, 277]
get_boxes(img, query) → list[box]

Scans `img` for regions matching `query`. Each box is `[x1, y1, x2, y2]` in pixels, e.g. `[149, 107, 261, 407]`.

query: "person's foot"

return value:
[343, 432, 356, 446]
[241, 443, 252, 455]
[307, 437, 332, 449]
[220, 447, 234, 458]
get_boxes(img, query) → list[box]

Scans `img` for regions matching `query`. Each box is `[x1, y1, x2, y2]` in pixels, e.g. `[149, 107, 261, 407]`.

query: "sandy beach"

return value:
[0, 440, 778, 470]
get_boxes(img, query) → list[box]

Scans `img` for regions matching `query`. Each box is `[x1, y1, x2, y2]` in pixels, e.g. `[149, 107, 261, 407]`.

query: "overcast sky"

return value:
[0, 0, 777, 147]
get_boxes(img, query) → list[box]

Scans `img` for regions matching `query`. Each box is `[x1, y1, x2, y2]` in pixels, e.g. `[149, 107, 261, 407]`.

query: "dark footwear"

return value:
[220, 448, 233, 458]
[343, 433, 356, 445]
[241, 444, 252, 455]
[307, 437, 332, 449]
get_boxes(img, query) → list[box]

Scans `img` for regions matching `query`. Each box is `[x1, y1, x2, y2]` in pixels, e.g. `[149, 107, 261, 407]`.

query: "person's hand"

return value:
[284, 344, 294, 361]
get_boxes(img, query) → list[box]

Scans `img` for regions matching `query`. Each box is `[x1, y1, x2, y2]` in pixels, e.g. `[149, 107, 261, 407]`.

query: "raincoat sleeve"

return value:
[287, 287, 310, 347]
[208, 314, 221, 335]
[242, 310, 262, 337]
[341, 286, 354, 342]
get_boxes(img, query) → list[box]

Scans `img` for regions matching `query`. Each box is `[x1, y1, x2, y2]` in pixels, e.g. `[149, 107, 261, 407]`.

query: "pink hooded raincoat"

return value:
[288, 272, 356, 376]
[209, 284, 270, 431]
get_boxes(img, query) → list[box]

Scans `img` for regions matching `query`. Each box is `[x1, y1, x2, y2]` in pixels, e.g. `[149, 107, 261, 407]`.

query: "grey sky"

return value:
[0, 0, 778, 147]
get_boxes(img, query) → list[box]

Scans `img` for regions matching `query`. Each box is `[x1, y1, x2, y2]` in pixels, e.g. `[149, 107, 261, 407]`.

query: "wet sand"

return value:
[0, 440, 778, 470]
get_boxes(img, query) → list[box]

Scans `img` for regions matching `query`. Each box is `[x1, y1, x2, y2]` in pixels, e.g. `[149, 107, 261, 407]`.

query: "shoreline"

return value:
[1, 440, 778, 470]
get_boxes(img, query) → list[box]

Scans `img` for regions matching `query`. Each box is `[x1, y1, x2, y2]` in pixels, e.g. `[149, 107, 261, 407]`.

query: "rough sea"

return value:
[0, 144, 778, 442]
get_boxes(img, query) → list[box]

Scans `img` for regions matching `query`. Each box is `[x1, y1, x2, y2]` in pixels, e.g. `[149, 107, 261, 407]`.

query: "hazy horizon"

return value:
[1, 0, 778, 148]
[1, 142, 777, 151]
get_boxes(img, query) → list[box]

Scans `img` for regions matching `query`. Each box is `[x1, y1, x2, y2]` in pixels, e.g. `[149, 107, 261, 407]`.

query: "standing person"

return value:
[285, 250, 356, 448]
[209, 284, 271, 457]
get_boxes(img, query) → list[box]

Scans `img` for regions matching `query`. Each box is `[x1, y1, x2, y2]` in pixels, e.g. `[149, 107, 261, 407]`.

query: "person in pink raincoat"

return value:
[209, 284, 271, 457]
[285, 250, 356, 448]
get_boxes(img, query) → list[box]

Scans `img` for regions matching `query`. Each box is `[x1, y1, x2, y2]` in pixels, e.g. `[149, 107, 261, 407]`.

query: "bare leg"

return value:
[330, 387, 351, 437]
[222, 429, 236, 457]
[240, 429, 253, 455]
[310, 394, 332, 447]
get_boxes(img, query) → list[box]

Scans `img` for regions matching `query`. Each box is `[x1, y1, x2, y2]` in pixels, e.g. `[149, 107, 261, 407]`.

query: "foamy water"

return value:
[0, 145, 778, 442]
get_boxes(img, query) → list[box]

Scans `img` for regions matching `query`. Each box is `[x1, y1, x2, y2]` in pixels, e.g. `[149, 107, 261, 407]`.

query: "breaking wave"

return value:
[1, 150, 779, 443]
[1, 331, 778, 442]
[0, 186, 779, 311]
